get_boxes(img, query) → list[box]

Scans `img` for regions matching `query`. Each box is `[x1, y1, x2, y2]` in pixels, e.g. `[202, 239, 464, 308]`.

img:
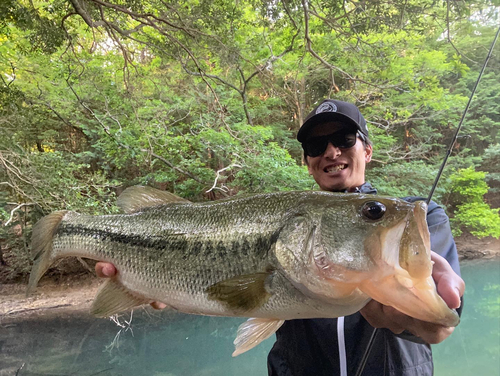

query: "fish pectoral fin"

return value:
[206, 272, 273, 312]
[233, 318, 285, 357]
[117, 185, 191, 213]
[91, 279, 150, 317]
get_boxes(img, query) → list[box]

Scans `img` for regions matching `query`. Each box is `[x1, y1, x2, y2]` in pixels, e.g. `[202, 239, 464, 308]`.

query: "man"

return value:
[266, 99, 464, 376]
[96, 99, 464, 375]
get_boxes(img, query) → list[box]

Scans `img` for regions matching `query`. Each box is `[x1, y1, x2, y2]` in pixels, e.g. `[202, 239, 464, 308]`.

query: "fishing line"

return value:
[353, 326, 378, 376]
[355, 24, 500, 376]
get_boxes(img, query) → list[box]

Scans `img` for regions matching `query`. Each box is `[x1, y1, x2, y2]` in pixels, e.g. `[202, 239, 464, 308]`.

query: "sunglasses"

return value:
[302, 131, 359, 157]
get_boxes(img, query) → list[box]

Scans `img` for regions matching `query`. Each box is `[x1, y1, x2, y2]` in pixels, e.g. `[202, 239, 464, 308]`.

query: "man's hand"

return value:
[95, 262, 167, 310]
[95, 262, 117, 278]
[360, 251, 465, 344]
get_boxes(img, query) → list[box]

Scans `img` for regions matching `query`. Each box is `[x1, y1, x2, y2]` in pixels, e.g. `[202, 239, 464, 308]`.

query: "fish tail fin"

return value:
[27, 211, 69, 296]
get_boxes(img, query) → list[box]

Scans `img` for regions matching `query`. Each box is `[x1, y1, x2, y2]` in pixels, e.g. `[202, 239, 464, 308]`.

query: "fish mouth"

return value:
[359, 202, 460, 327]
[324, 164, 347, 173]
[360, 272, 460, 327]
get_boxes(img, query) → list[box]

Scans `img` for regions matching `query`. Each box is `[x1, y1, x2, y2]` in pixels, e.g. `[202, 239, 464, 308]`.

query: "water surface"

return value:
[433, 258, 500, 376]
[1, 258, 498, 376]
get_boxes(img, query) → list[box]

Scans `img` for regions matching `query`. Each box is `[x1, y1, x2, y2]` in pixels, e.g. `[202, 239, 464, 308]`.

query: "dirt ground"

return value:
[1, 236, 499, 322]
[454, 235, 500, 260]
[0, 276, 100, 321]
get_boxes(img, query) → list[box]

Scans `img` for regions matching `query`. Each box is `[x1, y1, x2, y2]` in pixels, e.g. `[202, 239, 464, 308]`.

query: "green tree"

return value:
[1, 0, 499, 279]
[447, 167, 500, 238]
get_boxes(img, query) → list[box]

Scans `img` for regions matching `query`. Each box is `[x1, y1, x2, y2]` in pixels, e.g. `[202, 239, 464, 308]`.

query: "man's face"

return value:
[304, 122, 372, 192]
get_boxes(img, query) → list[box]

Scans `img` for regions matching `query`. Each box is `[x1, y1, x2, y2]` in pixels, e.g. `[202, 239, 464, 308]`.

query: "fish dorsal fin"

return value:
[91, 279, 150, 317]
[206, 272, 273, 312]
[117, 185, 190, 213]
[233, 318, 285, 357]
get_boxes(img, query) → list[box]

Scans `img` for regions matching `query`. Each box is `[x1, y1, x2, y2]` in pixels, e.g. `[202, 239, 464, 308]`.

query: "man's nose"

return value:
[323, 142, 341, 158]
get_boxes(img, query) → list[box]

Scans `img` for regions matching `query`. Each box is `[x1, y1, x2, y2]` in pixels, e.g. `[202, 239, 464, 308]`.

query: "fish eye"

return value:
[361, 201, 386, 221]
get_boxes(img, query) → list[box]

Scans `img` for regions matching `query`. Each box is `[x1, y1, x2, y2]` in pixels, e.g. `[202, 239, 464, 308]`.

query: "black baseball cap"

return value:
[297, 99, 369, 143]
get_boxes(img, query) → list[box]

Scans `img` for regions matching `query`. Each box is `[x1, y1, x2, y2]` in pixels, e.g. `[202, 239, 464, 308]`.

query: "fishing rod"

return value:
[427, 25, 500, 205]
[354, 24, 500, 376]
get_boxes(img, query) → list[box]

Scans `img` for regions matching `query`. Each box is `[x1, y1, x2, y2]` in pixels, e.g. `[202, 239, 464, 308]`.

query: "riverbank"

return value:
[455, 234, 500, 260]
[0, 276, 99, 321]
[1, 236, 499, 322]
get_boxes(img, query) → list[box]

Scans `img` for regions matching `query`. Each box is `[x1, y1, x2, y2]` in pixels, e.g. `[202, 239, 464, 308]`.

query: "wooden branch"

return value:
[64, 70, 205, 184]
[182, 64, 242, 94]
[0, 153, 50, 208]
[0, 74, 8, 87]
[68, 0, 106, 28]
[147, 151, 204, 184]
[158, 0, 191, 30]
[43, 102, 91, 140]
[88, 0, 197, 37]
[4, 203, 34, 226]
[7, 62, 16, 87]
[79, 0, 297, 130]
[205, 164, 242, 194]
[15, 363, 25, 376]
[301, 0, 354, 79]
[301, 0, 401, 91]
[446, 0, 477, 64]
[77, 257, 95, 273]
[182, 19, 299, 127]
[280, 0, 299, 30]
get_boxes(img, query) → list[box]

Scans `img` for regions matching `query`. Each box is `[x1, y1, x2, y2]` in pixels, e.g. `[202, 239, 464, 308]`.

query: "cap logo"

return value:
[316, 102, 337, 114]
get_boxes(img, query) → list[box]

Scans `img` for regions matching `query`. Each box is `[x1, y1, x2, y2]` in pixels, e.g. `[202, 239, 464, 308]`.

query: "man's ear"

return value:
[306, 160, 314, 175]
[365, 145, 373, 163]
[303, 155, 312, 172]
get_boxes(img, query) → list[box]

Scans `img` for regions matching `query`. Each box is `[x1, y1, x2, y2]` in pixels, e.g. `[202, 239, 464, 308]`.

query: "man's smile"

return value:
[324, 164, 348, 173]
[304, 122, 372, 191]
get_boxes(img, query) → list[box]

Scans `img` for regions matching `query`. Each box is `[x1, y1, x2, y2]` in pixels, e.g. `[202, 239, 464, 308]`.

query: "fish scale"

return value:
[58, 203, 277, 308]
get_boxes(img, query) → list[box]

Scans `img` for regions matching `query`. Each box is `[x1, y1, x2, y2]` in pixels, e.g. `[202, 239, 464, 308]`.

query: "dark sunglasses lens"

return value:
[305, 139, 328, 157]
[337, 133, 357, 148]
[303, 133, 357, 157]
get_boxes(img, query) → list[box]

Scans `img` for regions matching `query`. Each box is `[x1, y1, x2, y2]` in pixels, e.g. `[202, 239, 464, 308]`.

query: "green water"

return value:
[1, 258, 498, 376]
[433, 258, 500, 376]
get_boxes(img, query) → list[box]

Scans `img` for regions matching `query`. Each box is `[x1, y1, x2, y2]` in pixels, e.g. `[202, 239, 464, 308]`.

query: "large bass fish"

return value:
[28, 186, 459, 356]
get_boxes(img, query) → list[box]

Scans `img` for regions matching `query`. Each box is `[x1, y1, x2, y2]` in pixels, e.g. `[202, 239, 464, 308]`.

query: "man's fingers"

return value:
[360, 301, 405, 334]
[95, 263, 166, 310]
[405, 320, 454, 344]
[360, 299, 457, 344]
[431, 251, 465, 295]
[379, 306, 410, 334]
[436, 275, 463, 309]
[431, 251, 465, 309]
[150, 302, 167, 310]
[95, 262, 117, 278]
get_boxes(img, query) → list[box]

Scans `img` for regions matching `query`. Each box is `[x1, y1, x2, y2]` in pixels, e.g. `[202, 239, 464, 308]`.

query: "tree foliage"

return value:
[1, 0, 499, 279]
[447, 167, 500, 238]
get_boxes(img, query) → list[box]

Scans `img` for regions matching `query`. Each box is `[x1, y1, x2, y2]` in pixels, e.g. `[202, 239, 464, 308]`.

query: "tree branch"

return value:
[4, 203, 34, 226]
[64, 70, 205, 184]
[301, 0, 355, 79]
[445, 0, 477, 64]
[87, 0, 197, 36]
[68, 0, 106, 28]
[43, 102, 91, 140]
[206, 164, 242, 196]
